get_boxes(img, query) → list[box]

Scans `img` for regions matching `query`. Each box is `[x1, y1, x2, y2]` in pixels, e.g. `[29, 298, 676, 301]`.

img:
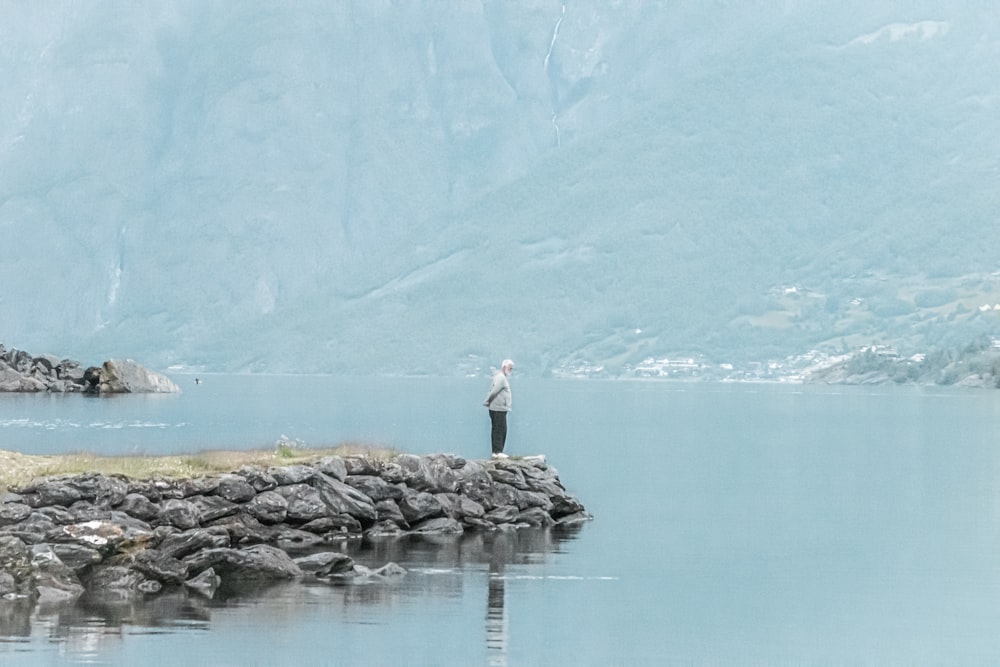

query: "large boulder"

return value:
[311, 474, 378, 524]
[245, 491, 288, 525]
[86, 359, 181, 394]
[398, 489, 444, 524]
[276, 484, 327, 523]
[215, 475, 257, 503]
[343, 475, 403, 502]
[183, 545, 303, 582]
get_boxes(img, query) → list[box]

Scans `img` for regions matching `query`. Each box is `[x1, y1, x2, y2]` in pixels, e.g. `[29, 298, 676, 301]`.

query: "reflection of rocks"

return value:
[0, 343, 179, 394]
[0, 453, 589, 622]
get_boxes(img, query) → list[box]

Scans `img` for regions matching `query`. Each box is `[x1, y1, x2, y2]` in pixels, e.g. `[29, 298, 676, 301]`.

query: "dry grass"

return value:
[0, 442, 398, 494]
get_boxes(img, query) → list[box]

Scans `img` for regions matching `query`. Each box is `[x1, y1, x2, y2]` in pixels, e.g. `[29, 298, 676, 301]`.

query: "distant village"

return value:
[552, 336, 1000, 387]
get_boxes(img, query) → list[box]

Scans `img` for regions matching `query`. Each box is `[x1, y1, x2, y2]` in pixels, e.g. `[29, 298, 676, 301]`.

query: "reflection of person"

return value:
[486, 535, 509, 666]
[483, 359, 514, 458]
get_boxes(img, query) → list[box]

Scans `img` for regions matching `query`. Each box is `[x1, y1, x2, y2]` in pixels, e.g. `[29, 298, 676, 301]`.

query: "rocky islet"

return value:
[0, 343, 180, 393]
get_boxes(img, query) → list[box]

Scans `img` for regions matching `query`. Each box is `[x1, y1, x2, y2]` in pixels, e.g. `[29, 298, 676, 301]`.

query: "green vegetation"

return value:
[819, 334, 1000, 388]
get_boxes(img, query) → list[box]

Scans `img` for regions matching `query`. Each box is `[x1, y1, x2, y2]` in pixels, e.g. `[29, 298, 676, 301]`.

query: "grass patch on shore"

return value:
[0, 443, 397, 494]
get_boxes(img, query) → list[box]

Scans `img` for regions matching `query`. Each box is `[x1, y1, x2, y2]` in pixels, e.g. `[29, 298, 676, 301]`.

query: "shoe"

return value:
[491, 452, 509, 459]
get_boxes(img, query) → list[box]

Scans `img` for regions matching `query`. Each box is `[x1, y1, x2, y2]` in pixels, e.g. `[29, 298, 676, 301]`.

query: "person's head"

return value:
[501, 359, 514, 376]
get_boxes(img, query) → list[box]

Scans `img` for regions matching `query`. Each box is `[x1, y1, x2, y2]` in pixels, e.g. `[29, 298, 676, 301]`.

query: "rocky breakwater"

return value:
[0, 343, 179, 393]
[0, 453, 589, 607]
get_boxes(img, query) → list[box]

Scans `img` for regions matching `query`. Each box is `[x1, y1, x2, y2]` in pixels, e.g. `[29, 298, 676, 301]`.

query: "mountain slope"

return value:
[1, 2, 999, 375]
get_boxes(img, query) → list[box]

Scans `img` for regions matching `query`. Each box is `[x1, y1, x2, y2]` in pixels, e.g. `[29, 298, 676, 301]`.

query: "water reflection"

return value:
[0, 523, 586, 661]
[486, 533, 511, 666]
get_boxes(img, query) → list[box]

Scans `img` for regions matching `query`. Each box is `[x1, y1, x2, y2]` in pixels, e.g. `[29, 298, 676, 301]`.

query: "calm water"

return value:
[3, 376, 1000, 665]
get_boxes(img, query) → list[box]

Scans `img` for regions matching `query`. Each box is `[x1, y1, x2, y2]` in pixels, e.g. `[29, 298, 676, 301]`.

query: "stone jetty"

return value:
[0, 343, 179, 393]
[0, 453, 589, 607]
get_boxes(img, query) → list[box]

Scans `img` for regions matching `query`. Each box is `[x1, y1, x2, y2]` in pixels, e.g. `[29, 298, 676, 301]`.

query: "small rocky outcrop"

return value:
[0, 344, 179, 394]
[0, 454, 589, 608]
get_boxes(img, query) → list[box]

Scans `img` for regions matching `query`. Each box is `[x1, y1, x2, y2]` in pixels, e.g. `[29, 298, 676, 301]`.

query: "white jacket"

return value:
[484, 372, 511, 411]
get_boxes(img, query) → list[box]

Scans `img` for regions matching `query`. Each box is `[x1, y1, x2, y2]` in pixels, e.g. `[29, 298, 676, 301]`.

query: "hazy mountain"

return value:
[2, 1, 999, 376]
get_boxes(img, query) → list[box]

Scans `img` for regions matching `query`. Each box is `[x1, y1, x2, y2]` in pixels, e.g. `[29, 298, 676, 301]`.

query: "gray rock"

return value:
[117, 493, 161, 521]
[203, 513, 274, 546]
[157, 527, 231, 560]
[520, 466, 567, 498]
[216, 474, 256, 503]
[124, 480, 163, 503]
[0, 513, 57, 544]
[344, 475, 403, 502]
[374, 499, 408, 527]
[371, 562, 407, 578]
[50, 543, 103, 572]
[398, 490, 444, 524]
[56, 359, 84, 383]
[484, 506, 520, 525]
[267, 465, 316, 486]
[178, 476, 220, 498]
[550, 494, 587, 518]
[35, 506, 76, 525]
[424, 457, 461, 493]
[328, 561, 407, 583]
[189, 496, 239, 523]
[464, 478, 520, 512]
[62, 473, 129, 507]
[21, 481, 83, 508]
[435, 493, 486, 520]
[0, 503, 31, 526]
[456, 464, 498, 508]
[365, 520, 407, 539]
[277, 484, 327, 522]
[513, 490, 555, 513]
[343, 457, 379, 476]
[516, 507, 556, 528]
[462, 517, 498, 531]
[236, 466, 278, 492]
[313, 456, 348, 482]
[299, 514, 362, 535]
[68, 501, 111, 523]
[246, 491, 288, 525]
[106, 511, 154, 532]
[89, 359, 180, 394]
[156, 499, 201, 530]
[410, 517, 464, 535]
[184, 544, 303, 581]
[488, 466, 529, 490]
[294, 551, 354, 575]
[382, 454, 459, 492]
[312, 473, 377, 524]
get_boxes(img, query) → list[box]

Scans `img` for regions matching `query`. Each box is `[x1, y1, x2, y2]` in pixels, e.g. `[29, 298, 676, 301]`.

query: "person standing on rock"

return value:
[484, 359, 514, 458]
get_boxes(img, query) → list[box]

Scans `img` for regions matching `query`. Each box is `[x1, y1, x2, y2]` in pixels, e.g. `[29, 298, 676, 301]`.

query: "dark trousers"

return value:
[489, 410, 507, 454]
